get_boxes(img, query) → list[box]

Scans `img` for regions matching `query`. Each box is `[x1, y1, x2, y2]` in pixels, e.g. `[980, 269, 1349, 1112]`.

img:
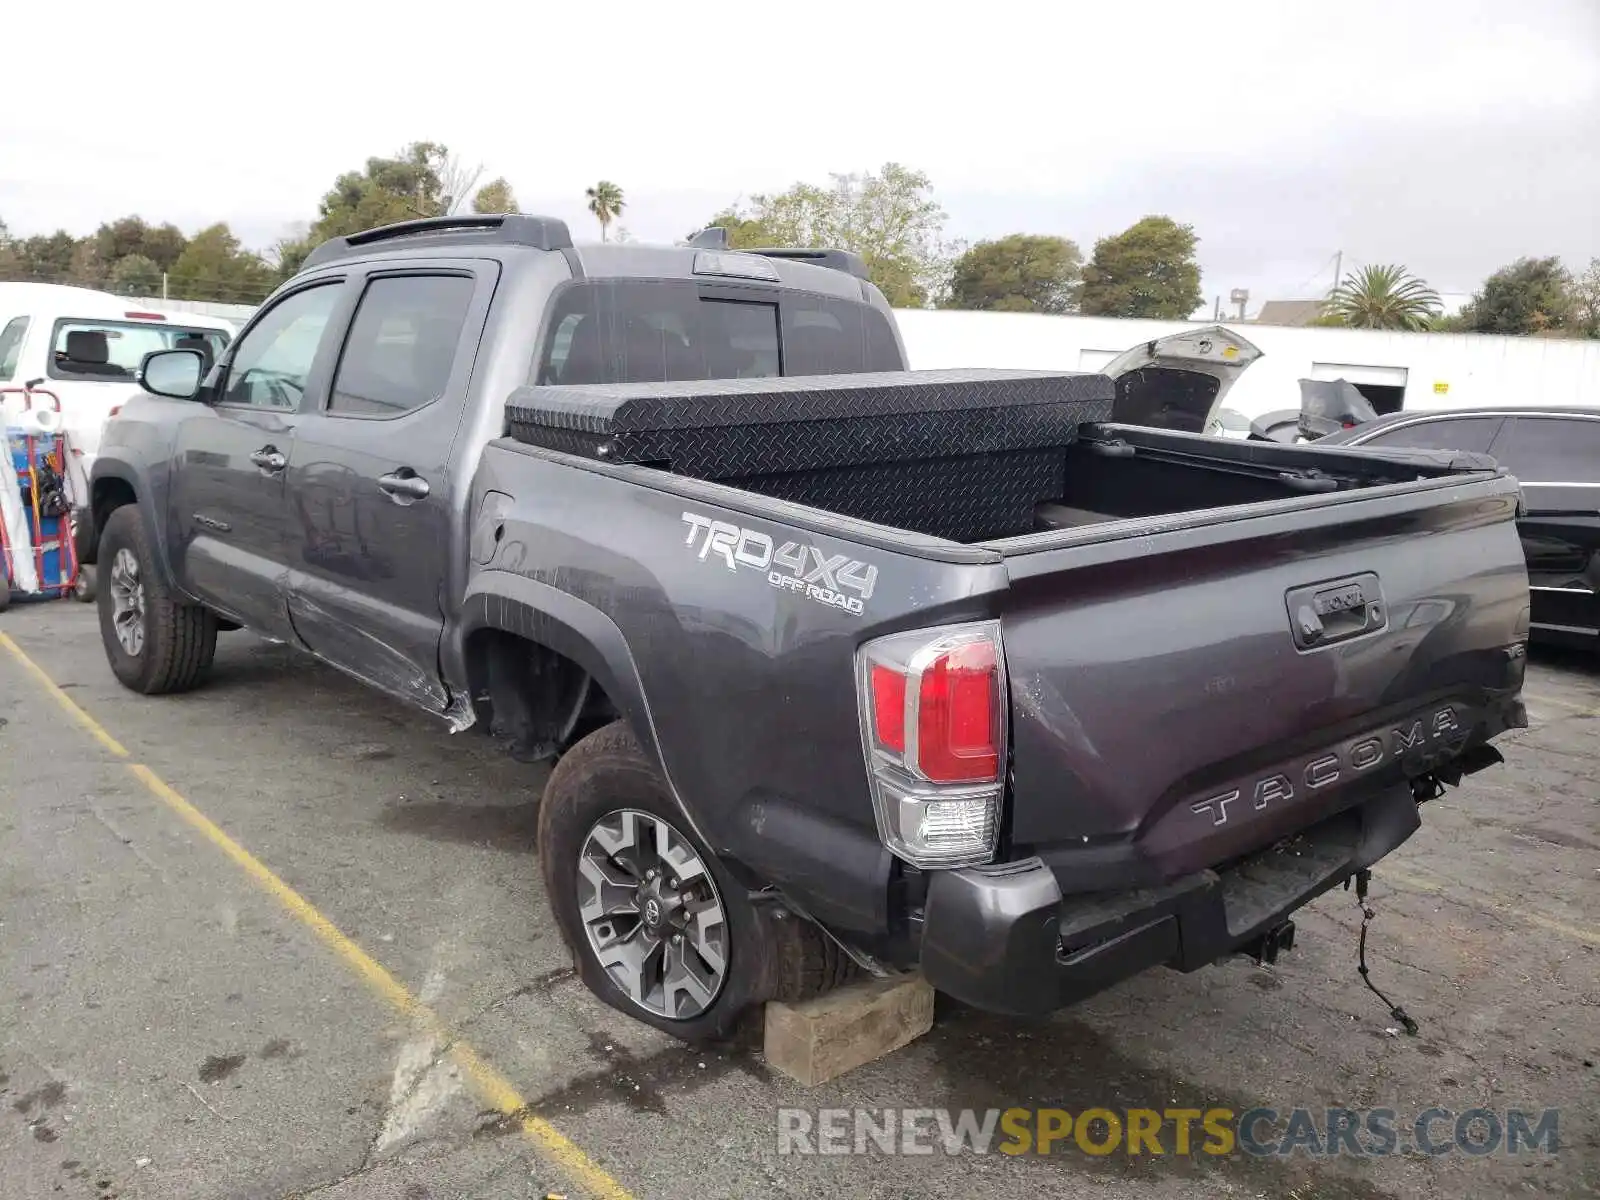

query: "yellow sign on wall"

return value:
[1433, 381, 1450, 394]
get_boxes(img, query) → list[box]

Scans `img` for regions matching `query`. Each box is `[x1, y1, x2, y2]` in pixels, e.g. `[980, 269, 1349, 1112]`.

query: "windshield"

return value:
[47, 318, 231, 384]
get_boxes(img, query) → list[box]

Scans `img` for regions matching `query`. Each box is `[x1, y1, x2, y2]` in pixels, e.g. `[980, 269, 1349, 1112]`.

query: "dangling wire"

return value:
[1352, 868, 1419, 1036]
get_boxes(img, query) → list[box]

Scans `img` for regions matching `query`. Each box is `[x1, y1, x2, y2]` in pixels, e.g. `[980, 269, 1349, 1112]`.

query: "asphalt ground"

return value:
[1, 600, 1596, 1200]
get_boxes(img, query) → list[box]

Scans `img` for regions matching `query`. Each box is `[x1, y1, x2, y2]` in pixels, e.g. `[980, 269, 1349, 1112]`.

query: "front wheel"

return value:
[97, 506, 218, 694]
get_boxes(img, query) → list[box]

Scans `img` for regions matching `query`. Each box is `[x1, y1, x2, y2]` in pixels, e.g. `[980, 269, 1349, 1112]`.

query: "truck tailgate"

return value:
[998, 473, 1529, 891]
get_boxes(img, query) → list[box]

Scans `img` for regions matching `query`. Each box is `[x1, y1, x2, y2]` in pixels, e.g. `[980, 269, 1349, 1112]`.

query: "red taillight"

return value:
[857, 622, 1007, 867]
[916, 642, 999, 782]
[124, 311, 166, 321]
[108, 405, 122, 418]
[870, 663, 907, 753]
[862, 630, 1003, 784]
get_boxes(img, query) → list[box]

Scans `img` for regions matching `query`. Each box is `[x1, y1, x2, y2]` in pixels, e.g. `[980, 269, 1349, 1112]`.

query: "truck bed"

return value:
[505, 369, 1499, 545]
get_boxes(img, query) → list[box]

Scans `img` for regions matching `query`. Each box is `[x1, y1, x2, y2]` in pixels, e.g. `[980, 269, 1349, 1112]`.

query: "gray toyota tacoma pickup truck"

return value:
[85, 214, 1530, 1042]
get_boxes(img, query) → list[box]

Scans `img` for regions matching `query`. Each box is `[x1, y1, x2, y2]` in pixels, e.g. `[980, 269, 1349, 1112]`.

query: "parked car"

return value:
[1320, 407, 1600, 648]
[0, 283, 234, 571]
[86, 215, 1528, 1041]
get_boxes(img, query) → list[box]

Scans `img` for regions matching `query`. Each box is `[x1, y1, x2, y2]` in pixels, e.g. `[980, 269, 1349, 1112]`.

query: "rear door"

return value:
[283, 263, 493, 709]
[1486, 414, 1600, 641]
[166, 280, 347, 635]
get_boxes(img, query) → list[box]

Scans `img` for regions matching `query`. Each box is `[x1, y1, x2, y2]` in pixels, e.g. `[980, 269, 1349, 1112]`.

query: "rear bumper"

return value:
[918, 784, 1423, 1016]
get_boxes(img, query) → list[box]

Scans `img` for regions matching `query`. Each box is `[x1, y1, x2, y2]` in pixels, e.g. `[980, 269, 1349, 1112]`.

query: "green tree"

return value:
[1079, 216, 1203, 319]
[1460, 256, 1573, 335]
[1567, 257, 1600, 338]
[472, 177, 519, 214]
[110, 253, 162, 296]
[93, 217, 189, 275]
[166, 223, 273, 303]
[139, 223, 188, 273]
[309, 142, 455, 245]
[702, 164, 958, 307]
[585, 181, 625, 241]
[946, 234, 1083, 313]
[1322, 264, 1441, 331]
[0, 218, 17, 280]
[13, 231, 79, 282]
[94, 216, 152, 265]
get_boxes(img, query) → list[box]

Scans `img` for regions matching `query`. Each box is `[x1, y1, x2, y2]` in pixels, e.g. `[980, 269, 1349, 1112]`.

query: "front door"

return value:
[284, 266, 492, 710]
[166, 280, 346, 636]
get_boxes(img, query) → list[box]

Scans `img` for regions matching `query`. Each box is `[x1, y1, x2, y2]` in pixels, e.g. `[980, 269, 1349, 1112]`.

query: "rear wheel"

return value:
[72, 564, 96, 603]
[538, 722, 852, 1041]
[97, 506, 218, 694]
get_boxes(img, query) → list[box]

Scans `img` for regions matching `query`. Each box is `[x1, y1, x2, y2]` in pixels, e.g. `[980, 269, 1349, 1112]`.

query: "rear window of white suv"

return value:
[47, 318, 231, 383]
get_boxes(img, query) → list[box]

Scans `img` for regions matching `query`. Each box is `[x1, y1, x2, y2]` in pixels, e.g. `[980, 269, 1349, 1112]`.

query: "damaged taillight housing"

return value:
[856, 621, 1007, 868]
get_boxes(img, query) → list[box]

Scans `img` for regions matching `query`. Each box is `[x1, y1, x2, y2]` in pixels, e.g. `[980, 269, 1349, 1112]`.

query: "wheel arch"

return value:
[86, 462, 176, 590]
[457, 572, 672, 785]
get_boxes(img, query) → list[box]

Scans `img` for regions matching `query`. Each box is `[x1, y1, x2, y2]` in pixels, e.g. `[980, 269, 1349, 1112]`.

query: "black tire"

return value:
[540, 721, 812, 1042]
[766, 904, 858, 1003]
[97, 506, 218, 695]
[72, 564, 96, 603]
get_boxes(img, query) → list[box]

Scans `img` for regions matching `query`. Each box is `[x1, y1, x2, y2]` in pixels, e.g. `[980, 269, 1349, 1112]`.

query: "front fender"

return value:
[86, 455, 181, 593]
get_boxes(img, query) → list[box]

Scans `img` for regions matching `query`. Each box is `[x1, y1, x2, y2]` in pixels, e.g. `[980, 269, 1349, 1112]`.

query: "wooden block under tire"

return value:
[763, 975, 935, 1086]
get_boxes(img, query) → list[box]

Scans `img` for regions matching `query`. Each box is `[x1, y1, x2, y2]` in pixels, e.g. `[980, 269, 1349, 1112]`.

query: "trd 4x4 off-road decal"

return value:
[681, 511, 878, 616]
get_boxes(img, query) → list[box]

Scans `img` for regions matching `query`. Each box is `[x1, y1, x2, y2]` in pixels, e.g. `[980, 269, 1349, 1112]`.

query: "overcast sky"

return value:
[2, 0, 1595, 309]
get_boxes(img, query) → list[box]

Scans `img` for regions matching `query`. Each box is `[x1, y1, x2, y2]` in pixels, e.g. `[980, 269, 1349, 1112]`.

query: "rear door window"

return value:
[1488, 416, 1600, 484]
[329, 274, 475, 417]
[1359, 416, 1503, 454]
[537, 281, 898, 385]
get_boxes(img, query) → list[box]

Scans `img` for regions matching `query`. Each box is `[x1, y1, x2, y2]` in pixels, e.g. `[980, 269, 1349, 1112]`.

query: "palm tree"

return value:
[585, 181, 625, 242]
[1323, 264, 1441, 331]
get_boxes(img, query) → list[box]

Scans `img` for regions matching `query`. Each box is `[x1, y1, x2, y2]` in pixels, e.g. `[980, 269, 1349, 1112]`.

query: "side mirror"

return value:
[139, 349, 205, 401]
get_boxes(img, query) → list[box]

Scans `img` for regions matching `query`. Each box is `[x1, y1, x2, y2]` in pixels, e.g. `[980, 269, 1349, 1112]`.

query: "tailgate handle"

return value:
[1286, 573, 1385, 650]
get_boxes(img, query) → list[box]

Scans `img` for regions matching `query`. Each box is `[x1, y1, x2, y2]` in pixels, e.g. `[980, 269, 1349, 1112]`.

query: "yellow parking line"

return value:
[0, 632, 130, 757]
[1, 633, 634, 1200]
[1382, 867, 1600, 948]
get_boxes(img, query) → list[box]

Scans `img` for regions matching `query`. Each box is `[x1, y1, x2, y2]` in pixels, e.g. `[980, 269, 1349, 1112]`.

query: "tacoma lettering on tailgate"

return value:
[1190, 705, 1465, 827]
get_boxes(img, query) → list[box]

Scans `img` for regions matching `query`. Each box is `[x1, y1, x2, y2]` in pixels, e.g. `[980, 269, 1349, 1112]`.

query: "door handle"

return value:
[249, 446, 287, 472]
[378, 471, 431, 502]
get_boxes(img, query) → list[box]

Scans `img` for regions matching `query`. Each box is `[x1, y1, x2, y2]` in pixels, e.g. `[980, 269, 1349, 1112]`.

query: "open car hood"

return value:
[1101, 325, 1263, 434]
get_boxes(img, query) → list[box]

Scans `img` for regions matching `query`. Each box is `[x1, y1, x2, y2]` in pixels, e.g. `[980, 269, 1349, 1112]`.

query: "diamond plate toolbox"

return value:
[505, 369, 1115, 477]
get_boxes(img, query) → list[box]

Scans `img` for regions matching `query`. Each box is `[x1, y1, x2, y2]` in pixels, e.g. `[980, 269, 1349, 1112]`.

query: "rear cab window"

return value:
[536, 280, 901, 386]
[47, 318, 232, 383]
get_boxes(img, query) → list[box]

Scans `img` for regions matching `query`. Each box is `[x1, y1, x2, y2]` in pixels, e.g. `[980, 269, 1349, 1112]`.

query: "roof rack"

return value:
[683, 228, 871, 281]
[302, 213, 573, 270]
